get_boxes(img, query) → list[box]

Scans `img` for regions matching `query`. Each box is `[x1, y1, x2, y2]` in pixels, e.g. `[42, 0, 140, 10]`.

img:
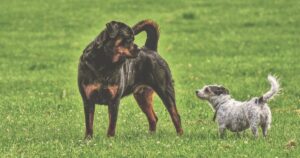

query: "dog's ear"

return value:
[220, 86, 229, 95]
[212, 86, 229, 95]
[106, 21, 119, 38]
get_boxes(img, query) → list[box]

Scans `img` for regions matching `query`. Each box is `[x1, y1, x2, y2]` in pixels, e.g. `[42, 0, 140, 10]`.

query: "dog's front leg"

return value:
[218, 125, 226, 139]
[84, 102, 95, 139]
[251, 125, 259, 138]
[107, 100, 120, 137]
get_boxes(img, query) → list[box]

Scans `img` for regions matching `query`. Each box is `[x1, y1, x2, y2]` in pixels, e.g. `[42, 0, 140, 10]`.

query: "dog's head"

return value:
[103, 21, 139, 63]
[196, 85, 229, 100]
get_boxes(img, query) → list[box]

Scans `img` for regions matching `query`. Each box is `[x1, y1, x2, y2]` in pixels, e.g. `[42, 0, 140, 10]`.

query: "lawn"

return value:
[0, 0, 299, 157]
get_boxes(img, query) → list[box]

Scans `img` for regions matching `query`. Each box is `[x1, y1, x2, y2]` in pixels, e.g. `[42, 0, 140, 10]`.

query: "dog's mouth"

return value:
[112, 44, 140, 63]
[129, 44, 140, 58]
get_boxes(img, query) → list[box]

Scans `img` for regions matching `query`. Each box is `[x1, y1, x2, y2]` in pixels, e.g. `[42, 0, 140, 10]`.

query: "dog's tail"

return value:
[258, 75, 280, 103]
[132, 19, 159, 51]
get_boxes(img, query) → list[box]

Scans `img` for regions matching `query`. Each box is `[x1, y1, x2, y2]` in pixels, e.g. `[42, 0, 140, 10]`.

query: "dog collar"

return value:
[212, 107, 219, 122]
[212, 101, 224, 122]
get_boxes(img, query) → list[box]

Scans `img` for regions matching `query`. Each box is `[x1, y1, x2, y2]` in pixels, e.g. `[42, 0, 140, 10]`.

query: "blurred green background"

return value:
[0, 0, 299, 157]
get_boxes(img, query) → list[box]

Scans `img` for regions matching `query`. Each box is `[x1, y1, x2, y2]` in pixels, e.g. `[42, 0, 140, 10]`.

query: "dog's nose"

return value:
[195, 90, 198, 94]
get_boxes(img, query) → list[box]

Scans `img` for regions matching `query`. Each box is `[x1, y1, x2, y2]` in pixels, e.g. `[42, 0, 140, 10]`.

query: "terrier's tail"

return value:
[132, 19, 159, 51]
[259, 75, 280, 103]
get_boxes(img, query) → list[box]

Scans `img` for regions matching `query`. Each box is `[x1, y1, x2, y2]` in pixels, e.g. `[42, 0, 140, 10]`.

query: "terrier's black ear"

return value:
[212, 86, 229, 95]
[220, 86, 229, 95]
[106, 21, 119, 38]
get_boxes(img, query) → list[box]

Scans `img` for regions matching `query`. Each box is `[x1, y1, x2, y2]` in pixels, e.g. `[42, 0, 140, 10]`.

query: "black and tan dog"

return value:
[78, 20, 183, 139]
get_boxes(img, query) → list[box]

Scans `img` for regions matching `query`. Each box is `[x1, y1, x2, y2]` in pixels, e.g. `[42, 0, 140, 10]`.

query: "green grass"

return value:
[1, 0, 300, 157]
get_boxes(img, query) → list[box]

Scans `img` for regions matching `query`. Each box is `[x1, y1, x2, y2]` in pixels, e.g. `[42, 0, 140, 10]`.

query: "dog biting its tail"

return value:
[132, 19, 159, 51]
[259, 75, 280, 103]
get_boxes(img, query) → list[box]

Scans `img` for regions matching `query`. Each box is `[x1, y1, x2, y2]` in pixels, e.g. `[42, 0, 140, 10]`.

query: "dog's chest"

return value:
[83, 81, 119, 104]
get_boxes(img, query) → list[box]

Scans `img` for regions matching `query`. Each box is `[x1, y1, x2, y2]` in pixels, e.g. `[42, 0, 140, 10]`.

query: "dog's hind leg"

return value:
[261, 114, 271, 138]
[261, 123, 268, 137]
[134, 86, 158, 132]
[236, 132, 241, 138]
[250, 125, 259, 138]
[148, 58, 183, 135]
[152, 84, 183, 135]
[219, 126, 226, 139]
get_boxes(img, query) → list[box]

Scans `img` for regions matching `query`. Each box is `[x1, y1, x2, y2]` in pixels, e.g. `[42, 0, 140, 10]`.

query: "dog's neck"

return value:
[208, 95, 231, 110]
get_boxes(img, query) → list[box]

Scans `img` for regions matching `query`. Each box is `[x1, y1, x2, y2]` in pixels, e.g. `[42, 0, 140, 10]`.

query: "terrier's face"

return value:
[196, 85, 229, 100]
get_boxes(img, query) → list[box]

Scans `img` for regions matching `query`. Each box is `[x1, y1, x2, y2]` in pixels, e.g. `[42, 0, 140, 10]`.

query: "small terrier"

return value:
[196, 75, 280, 138]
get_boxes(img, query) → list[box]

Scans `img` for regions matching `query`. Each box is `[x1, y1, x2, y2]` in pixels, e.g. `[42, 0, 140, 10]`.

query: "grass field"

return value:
[1, 0, 300, 157]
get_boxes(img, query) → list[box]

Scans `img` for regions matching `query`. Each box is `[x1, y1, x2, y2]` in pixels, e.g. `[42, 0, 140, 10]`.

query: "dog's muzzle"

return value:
[196, 90, 206, 99]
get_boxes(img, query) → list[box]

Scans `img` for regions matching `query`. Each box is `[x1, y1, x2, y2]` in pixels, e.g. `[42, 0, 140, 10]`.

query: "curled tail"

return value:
[132, 19, 159, 51]
[259, 75, 280, 103]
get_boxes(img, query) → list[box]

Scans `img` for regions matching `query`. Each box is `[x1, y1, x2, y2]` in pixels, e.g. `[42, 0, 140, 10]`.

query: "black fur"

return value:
[78, 20, 182, 138]
[209, 86, 229, 95]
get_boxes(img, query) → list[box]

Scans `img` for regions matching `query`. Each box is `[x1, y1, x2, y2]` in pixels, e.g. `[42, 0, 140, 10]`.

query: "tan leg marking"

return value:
[134, 86, 158, 132]
[107, 85, 119, 98]
[83, 83, 101, 99]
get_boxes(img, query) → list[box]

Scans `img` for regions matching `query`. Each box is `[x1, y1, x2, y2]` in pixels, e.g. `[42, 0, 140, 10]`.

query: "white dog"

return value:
[196, 75, 280, 138]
